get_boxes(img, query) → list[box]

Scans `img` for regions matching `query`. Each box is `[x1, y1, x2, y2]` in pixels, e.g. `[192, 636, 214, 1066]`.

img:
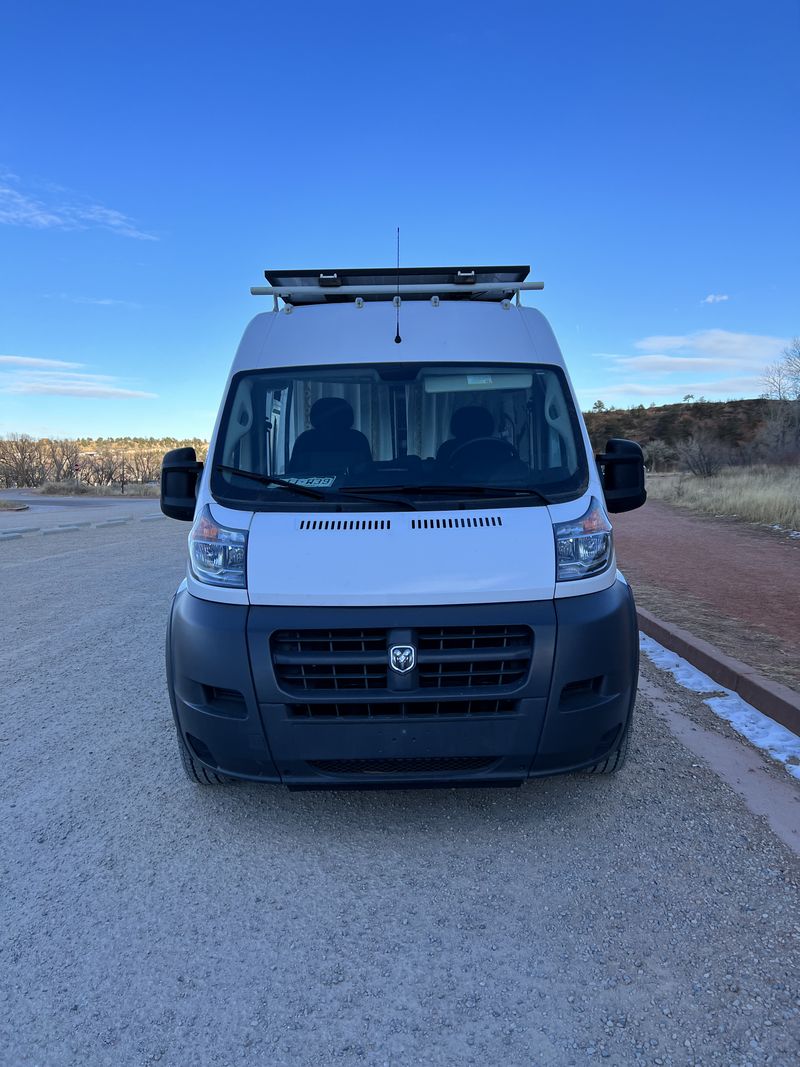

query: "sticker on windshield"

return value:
[284, 476, 336, 488]
[467, 374, 493, 386]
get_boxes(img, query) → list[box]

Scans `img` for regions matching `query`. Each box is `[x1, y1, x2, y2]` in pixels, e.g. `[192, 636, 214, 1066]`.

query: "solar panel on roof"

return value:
[261, 265, 531, 304]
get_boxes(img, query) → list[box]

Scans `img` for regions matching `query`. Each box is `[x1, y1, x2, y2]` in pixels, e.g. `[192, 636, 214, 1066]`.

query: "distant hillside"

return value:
[583, 398, 772, 452]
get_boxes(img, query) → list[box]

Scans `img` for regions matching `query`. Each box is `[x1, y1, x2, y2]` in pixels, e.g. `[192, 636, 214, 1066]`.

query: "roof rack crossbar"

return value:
[251, 281, 544, 298]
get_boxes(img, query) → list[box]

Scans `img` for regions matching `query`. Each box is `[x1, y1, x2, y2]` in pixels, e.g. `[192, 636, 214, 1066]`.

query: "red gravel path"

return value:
[613, 501, 800, 648]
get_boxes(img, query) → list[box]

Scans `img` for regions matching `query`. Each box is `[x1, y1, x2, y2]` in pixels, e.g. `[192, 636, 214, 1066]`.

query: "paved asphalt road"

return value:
[2, 504, 798, 1066]
[0, 488, 157, 511]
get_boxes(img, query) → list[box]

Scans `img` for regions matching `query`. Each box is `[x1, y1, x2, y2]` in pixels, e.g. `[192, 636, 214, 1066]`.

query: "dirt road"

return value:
[614, 501, 800, 691]
[2, 507, 799, 1066]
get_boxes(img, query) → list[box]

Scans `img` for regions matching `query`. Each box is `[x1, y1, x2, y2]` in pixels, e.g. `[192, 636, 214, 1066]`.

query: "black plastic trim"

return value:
[165, 582, 638, 787]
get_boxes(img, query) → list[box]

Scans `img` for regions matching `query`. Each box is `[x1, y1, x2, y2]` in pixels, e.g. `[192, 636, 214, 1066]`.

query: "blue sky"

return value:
[1, 0, 797, 439]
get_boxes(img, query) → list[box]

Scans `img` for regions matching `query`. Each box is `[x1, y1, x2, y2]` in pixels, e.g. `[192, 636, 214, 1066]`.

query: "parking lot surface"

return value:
[2, 509, 799, 1066]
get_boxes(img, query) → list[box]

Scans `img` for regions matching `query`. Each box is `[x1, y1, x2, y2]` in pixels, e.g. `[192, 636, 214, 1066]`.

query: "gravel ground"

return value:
[2, 508, 799, 1066]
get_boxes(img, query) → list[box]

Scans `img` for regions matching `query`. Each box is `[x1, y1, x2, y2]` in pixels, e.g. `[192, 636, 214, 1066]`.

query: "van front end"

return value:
[166, 573, 638, 788]
[162, 270, 646, 788]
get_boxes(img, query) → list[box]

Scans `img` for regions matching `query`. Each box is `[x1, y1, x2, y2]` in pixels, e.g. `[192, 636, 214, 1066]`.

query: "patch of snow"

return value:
[640, 633, 800, 781]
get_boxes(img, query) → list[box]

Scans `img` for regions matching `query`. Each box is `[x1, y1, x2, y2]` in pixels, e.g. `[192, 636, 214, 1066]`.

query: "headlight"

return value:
[553, 497, 613, 581]
[188, 505, 247, 587]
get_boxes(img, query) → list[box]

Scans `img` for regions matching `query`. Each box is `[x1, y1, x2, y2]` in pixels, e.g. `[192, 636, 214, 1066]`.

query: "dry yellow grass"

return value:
[647, 466, 800, 530]
[37, 481, 159, 498]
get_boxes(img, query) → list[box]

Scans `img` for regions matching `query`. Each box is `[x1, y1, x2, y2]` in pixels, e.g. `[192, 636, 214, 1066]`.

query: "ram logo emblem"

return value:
[389, 645, 416, 673]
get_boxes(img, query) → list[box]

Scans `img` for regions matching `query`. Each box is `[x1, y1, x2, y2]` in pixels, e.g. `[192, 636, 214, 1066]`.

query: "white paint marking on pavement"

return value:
[42, 525, 81, 535]
[640, 632, 800, 781]
[140, 514, 166, 522]
[94, 518, 131, 527]
[0, 532, 22, 541]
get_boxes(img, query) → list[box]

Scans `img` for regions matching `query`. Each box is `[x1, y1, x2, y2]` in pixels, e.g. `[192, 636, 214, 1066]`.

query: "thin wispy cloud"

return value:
[578, 375, 764, 400]
[701, 293, 729, 304]
[634, 329, 787, 362]
[0, 354, 157, 400]
[7, 381, 158, 399]
[608, 354, 741, 373]
[44, 292, 141, 308]
[0, 354, 83, 369]
[0, 171, 157, 241]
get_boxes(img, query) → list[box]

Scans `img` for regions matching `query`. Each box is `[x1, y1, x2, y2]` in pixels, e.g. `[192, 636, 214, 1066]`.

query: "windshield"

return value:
[211, 362, 588, 509]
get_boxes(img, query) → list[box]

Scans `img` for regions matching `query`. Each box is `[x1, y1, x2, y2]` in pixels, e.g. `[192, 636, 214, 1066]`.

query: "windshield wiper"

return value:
[341, 484, 553, 504]
[216, 465, 328, 500]
[216, 465, 417, 510]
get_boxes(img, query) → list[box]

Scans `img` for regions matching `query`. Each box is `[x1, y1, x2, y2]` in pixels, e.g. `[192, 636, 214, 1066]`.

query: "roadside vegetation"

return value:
[646, 466, 800, 531]
[0, 436, 207, 493]
[37, 481, 160, 497]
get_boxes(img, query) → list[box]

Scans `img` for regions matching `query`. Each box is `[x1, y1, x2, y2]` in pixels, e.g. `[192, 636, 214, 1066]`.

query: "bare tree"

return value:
[43, 438, 81, 482]
[129, 450, 162, 484]
[643, 438, 676, 473]
[0, 434, 46, 487]
[763, 338, 800, 401]
[759, 338, 800, 459]
[675, 431, 729, 477]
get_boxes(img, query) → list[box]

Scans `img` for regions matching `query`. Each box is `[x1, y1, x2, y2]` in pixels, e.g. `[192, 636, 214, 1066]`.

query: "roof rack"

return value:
[251, 265, 544, 308]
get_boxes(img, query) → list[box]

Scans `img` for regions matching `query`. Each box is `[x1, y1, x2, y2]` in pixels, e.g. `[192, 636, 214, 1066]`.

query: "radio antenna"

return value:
[394, 226, 402, 344]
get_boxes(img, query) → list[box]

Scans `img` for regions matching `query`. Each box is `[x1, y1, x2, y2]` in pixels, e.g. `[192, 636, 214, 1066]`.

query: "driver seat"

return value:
[436, 406, 495, 464]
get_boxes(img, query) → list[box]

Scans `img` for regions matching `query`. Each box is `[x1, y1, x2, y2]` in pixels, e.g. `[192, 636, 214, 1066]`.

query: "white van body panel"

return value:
[228, 301, 564, 374]
[246, 505, 557, 607]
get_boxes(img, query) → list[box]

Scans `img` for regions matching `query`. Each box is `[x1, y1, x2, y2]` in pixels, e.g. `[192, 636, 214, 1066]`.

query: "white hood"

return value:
[246, 506, 556, 606]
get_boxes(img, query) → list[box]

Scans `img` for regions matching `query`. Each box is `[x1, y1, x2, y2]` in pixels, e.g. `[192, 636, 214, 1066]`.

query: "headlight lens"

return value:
[553, 497, 613, 581]
[188, 505, 247, 587]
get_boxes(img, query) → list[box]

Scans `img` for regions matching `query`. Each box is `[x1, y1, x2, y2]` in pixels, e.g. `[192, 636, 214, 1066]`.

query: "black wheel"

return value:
[176, 729, 232, 785]
[584, 715, 632, 775]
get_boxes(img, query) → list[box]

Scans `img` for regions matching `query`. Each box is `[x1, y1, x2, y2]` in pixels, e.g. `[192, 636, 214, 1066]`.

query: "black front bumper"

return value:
[166, 581, 638, 788]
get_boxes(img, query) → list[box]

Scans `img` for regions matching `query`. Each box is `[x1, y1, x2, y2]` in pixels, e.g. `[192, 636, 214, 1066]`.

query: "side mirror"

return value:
[161, 447, 203, 521]
[596, 438, 647, 513]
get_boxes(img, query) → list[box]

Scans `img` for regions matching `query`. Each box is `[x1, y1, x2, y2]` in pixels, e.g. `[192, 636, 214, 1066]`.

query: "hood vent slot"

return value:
[411, 515, 503, 530]
[299, 518, 391, 531]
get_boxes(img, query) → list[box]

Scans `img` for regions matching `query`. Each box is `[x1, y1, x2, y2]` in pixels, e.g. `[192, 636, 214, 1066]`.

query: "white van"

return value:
[161, 265, 646, 787]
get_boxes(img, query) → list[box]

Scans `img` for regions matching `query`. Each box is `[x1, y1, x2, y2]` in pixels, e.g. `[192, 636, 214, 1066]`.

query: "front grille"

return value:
[309, 756, 498, 776]
[272, 629, 388, 690]
[290, 699, 518, 719]
[271, 624, 532, 693]
[417, 625, 531, 689]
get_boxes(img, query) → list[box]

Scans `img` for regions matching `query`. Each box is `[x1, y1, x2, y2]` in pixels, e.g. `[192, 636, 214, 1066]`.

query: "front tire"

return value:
[584, 716, 632, 775]
[176, 730, 231, 785]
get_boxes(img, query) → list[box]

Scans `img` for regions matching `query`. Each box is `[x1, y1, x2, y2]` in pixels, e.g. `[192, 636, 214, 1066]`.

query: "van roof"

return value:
[257, 265, 535, 304]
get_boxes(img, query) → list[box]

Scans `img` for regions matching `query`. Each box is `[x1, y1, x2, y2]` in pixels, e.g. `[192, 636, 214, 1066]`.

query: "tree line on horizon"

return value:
[0, 436, 208, 489]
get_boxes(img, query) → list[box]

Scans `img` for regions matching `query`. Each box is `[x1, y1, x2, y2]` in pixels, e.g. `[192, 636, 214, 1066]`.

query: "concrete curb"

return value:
[638, 607, 800, 739]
